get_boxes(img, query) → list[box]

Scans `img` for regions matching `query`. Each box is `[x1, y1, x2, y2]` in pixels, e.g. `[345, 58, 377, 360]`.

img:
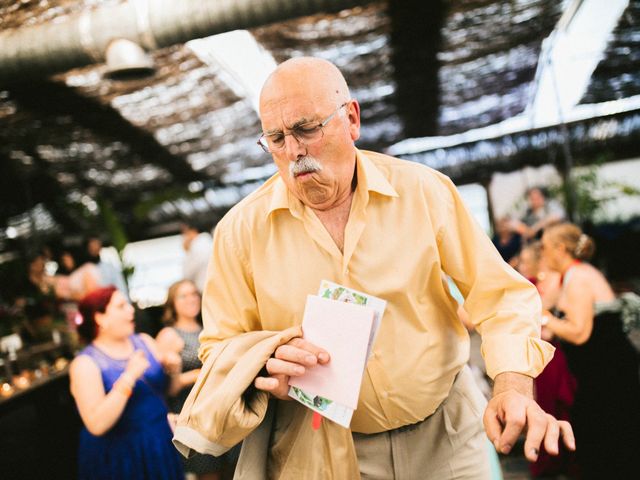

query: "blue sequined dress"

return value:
[76, 334, 183, 480]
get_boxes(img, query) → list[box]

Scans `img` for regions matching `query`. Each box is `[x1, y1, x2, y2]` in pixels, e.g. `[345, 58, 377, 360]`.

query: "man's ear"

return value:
[347, 100, 361, 141]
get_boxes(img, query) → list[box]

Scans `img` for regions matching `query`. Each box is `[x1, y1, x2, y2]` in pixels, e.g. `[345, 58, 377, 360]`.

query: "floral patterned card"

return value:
[287, 281, 387, 428]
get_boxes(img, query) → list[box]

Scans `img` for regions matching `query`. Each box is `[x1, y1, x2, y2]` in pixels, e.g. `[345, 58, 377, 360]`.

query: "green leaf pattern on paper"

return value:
[291, 387, 333, 411]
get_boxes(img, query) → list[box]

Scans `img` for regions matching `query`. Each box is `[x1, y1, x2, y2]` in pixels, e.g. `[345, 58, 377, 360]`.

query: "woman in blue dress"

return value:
[69, 286, 184, 480]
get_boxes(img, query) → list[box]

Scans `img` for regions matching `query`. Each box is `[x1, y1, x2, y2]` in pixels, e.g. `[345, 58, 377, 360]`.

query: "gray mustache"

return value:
[289, 156, 323, 178]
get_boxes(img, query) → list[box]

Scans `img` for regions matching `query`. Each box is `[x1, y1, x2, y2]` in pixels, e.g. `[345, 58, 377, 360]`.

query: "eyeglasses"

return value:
[257, 102, 349, 153]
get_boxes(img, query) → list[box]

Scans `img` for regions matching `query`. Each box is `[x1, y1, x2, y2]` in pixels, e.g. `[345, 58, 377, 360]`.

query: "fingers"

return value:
[285, 338, 330, 363]
[485, 392, 576, 461]
[540, 414, 560, 457]
[270, 339, 330, 376]
[559, 420, 576, 451]
[254, 375, 279, 391]
[498, 405, 526, 454]
[483, 405, 503, 451]
[527, 415, 575, 461]
[162, 351, 182, 373]
[266, 357, 306, 377]
[274, 345, 320, 368]
[129, 350, 150, 376]
[523, 408, 550, 461]
[254, 373, 289, 400]
[486, 392, 538, 455]
[253, 337, 330, 402]
[131, 350, 149, 368]
[131, 350, 146, 361]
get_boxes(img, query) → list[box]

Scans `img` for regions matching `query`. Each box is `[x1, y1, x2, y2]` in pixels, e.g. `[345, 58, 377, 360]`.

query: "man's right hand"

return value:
[254, 337, 330, 400]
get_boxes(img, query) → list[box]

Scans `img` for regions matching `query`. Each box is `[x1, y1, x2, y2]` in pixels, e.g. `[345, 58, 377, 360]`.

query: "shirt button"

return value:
[381, 391, 389, 399]
[344, 269, 350, 275]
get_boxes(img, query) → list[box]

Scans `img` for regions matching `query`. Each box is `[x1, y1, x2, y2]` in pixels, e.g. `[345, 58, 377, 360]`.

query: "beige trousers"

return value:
[352, 366, 492, 480]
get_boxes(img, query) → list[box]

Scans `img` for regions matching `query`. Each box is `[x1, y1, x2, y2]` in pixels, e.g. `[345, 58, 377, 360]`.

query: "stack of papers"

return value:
[288, 281, 386, 428]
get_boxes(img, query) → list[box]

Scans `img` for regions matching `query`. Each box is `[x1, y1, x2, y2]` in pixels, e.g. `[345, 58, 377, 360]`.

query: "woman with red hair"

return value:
[69, 286, 183, 480]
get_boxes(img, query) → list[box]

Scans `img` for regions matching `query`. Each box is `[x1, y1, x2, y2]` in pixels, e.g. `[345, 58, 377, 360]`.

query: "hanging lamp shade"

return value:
[104, 38, 155, 80]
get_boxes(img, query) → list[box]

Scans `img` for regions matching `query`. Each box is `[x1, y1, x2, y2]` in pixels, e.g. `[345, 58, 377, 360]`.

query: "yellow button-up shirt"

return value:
[200, 149, 554, 434]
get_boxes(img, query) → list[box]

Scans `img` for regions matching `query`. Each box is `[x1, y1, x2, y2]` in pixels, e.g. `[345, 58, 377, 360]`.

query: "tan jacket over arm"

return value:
[172, 325, 362, 479]
[172, 326, 301, 457]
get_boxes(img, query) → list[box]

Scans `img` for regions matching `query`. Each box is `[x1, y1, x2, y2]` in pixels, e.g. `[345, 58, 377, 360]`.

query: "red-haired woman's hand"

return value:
[124, 350, 150, 382]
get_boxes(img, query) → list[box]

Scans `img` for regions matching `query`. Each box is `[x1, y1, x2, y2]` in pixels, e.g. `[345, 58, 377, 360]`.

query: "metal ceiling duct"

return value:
[0, 0, 375, 85]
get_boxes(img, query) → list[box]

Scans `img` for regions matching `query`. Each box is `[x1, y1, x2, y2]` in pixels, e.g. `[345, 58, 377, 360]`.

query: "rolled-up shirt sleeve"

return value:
[433, 174, 554, 379]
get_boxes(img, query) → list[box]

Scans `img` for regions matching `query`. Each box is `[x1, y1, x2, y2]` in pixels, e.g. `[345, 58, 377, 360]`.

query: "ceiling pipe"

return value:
[0, 0, 375, 85]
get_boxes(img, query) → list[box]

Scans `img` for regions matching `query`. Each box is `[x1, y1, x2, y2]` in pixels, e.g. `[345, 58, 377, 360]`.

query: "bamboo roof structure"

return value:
[0, 0, 637, 251]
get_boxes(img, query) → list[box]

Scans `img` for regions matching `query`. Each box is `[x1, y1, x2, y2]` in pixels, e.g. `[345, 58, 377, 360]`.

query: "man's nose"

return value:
[283, 133, 307, 159]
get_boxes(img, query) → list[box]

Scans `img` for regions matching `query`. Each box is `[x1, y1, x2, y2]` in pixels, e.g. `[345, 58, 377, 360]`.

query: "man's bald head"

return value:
[259, 57, 351, 111]
[257, 57, 360, 211]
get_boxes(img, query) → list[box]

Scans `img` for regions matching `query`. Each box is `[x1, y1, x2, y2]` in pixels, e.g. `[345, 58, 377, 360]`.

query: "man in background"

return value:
[181, 222, 213, 293]
[84, 236, 129, 300]
[510, 187, 565, 242]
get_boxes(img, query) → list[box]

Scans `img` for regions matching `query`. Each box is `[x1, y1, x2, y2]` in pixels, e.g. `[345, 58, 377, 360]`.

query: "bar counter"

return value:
[0, 345, 81, 479]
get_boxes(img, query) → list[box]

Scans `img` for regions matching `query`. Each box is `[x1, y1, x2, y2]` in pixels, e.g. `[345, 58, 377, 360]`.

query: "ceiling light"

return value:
[104, 38, 155, 81]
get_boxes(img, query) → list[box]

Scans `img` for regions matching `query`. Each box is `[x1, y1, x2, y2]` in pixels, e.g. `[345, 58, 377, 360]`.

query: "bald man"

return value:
[189, 58, 574, 479]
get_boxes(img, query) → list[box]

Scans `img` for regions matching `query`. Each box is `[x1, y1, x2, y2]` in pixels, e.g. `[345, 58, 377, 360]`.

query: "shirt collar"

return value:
[266, 148, 398, 218]
[355, 149, 398, 199]
[267, 175, 296, 218]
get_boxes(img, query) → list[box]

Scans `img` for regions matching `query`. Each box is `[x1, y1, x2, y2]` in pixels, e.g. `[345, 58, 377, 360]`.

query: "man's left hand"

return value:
[484, 372, 575, 461]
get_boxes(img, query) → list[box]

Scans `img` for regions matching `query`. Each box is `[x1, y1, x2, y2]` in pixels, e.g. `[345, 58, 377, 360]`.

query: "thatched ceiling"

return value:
[581, 0, 640, 104]
[0, 0, 637, 253]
